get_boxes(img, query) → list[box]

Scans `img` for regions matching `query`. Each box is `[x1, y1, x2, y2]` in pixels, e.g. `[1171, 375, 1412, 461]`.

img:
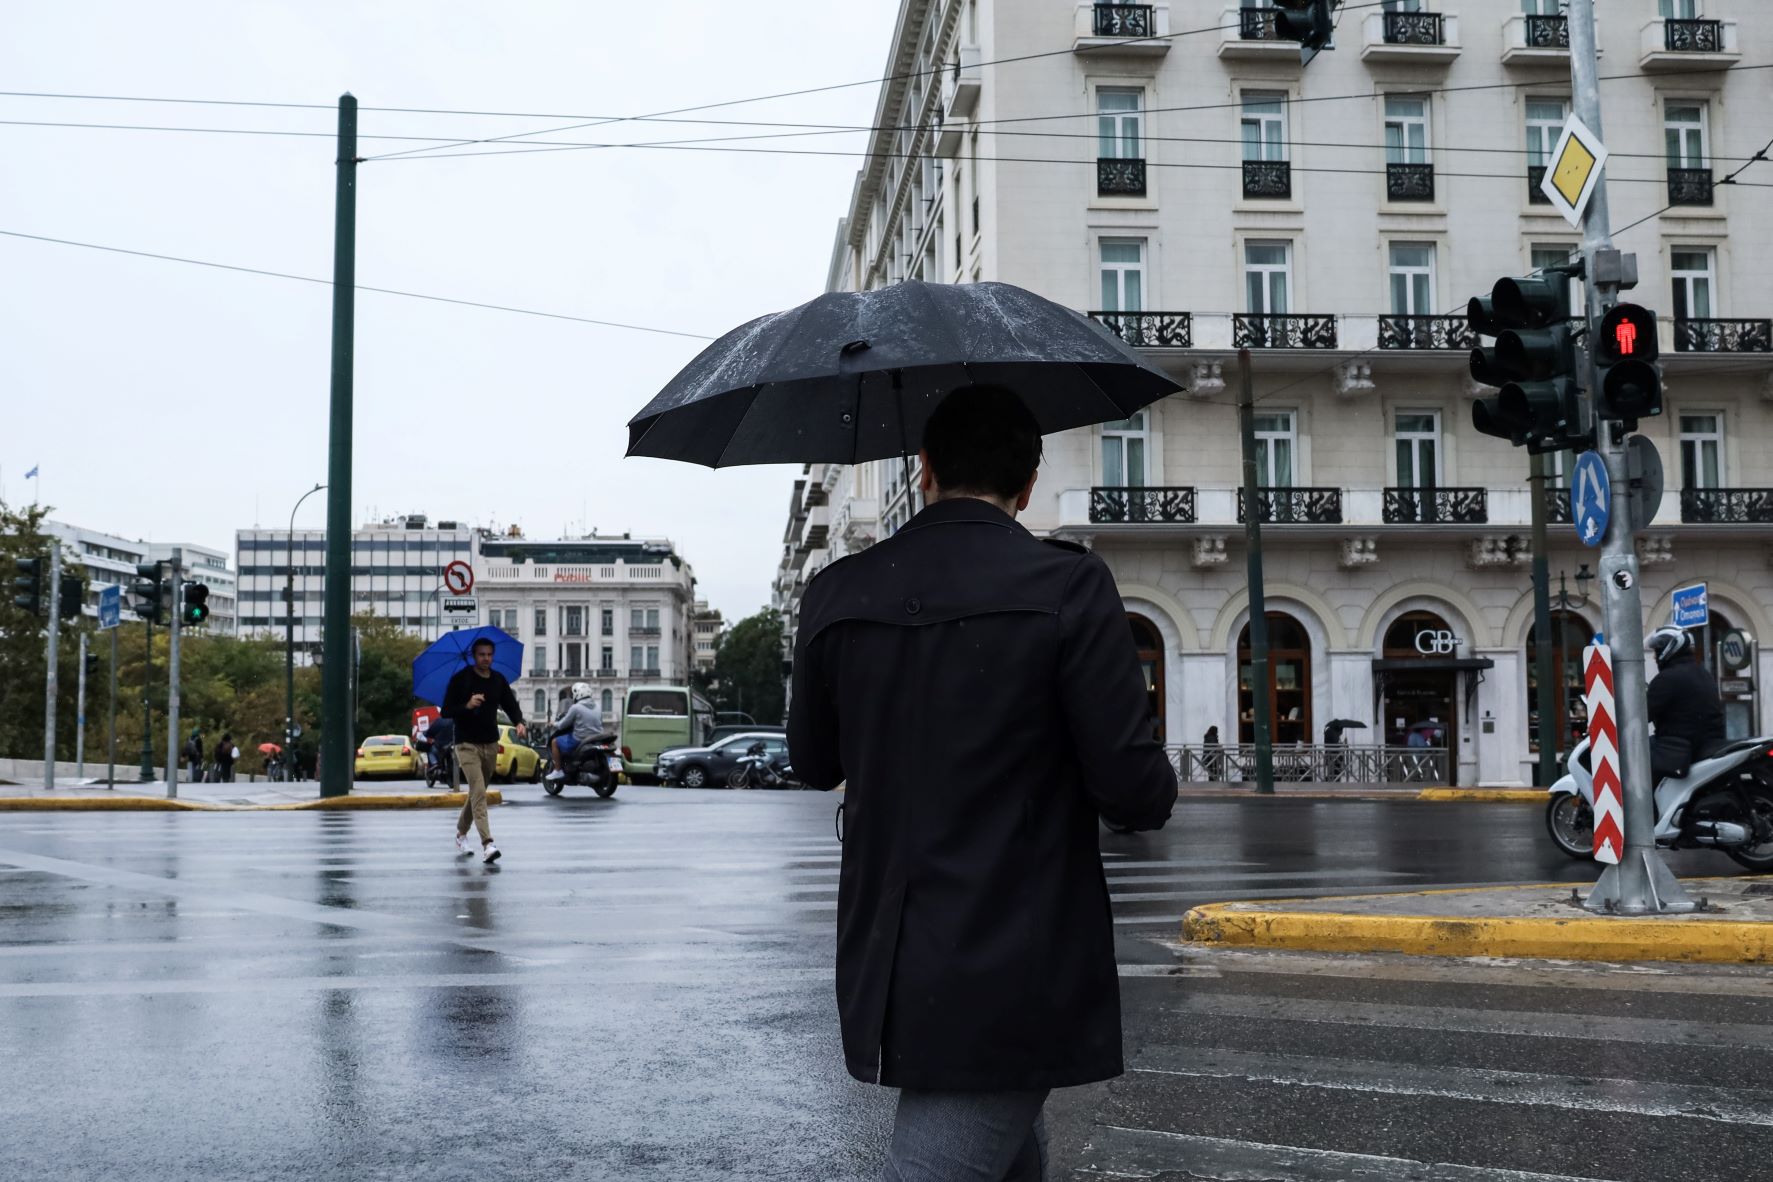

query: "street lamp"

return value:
[1553, 563, 1594, 612]
[287, 483, 326, 766]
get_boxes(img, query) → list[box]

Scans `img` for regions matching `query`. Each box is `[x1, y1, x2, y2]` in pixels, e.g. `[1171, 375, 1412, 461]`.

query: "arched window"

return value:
[1380, 611, 1457, 750]
[1239, 613, 1311, 744]
[1128, 614, 1164, 741]
[1526, 611, 1593, 755]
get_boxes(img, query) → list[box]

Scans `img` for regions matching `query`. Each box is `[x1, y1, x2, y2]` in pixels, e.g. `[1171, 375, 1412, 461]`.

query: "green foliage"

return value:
[710, 608, 787, 726]
[350, 613, 425, 741]
[0, 502, 97, 762]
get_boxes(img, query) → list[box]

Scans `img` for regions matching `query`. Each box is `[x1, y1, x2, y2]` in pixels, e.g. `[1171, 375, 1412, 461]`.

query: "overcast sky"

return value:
[0, 0, 900, 620]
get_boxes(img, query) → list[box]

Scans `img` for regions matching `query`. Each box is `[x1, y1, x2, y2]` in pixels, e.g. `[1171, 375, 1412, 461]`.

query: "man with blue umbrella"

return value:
[439, 634, 526, 863]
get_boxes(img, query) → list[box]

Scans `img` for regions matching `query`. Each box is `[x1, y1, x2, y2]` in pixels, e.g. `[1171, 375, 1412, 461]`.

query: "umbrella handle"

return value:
[893, 369, 916, 503]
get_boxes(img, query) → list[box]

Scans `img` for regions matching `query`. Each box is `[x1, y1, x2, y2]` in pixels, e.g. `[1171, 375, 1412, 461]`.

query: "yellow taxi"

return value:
[355, 735, 424, 779]
[494, 724, 543, 784]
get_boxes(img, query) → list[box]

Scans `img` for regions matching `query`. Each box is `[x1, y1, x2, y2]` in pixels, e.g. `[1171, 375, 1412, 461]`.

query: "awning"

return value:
[1371, 657, 1496, 674]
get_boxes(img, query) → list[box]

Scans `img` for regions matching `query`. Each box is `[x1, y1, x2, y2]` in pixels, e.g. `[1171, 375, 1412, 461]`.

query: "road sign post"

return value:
[44, 545, 61, 789]
[99, 585, 121, 790]
[1583, 641, 1623, 865]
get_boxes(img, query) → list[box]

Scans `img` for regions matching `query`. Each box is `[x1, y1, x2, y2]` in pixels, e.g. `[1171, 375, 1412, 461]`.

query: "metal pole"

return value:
[1237, 350, 1274, 794]
[107, 627, 118, 789]
[1528, 454, 1558, 786]
[320, 94, 359, 799]
[1568, 0, 1692, 914]
[76, 632, 88, 779]
[288, 483, 324, 763]
[44, 545, 61, 789]
[166, 548, 183, 799]
[139, 616, 154, 781]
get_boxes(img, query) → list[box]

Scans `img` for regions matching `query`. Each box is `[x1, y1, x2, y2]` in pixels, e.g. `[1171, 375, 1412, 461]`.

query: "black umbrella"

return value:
[626, 280, 1181, 468]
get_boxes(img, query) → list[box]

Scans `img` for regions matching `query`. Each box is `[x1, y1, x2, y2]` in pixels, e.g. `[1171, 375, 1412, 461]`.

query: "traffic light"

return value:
[13, 556, 44, 616]
[84, 651, 99, 680]
[58, 573, 83, 620]
[131, 562, 166, 625]
[1272, 0, 1338, 64]
[1594, 303, 1662, 425]
[182, 581, 211, 626]
[1469, 272, 1588, 455]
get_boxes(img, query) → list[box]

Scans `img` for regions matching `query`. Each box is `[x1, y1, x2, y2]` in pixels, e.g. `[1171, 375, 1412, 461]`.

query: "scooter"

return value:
[1546, 735, 1773, 870]
[729, 742, 796, 789]
[543, 728, 621, 799]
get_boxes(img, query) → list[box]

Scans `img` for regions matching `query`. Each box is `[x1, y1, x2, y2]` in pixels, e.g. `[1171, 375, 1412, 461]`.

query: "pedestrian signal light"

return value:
[13, 556, 44, 616]
[182, 582, 211, 626]
[1594, 304, 1662, 424]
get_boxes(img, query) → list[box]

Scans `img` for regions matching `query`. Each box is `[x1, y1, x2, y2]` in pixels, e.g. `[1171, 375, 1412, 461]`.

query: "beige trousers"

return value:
[455, 741, 499, 843]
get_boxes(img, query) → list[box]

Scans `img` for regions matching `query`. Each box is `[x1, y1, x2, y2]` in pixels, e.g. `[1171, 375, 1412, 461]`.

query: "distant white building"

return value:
[44, 520, 149, 622]
[692, 601, 725, 673]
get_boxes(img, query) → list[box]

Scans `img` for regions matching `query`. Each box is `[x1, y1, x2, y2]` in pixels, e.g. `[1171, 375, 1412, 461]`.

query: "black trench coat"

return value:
[789, 497, 1178, 1091]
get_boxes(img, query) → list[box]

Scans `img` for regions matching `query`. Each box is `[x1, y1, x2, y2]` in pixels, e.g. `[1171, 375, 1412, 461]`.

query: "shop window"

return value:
[1239, 613, 1311, 745]
[1381, 611, 1457, 751]
[1526, 610, 1593, 756]
[1130, 614, 1164, 742]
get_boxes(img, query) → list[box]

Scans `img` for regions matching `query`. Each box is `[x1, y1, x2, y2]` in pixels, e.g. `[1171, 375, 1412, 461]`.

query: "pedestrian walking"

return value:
[788, 384, 1179, 1181]
[212, 733, 237, 783]
[183, 729, 205, 781]
[441, 636, 525, 863]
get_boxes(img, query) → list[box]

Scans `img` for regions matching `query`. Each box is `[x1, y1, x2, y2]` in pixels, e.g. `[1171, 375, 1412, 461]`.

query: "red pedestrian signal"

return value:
[1594, 304, 1662, 424]
[1614, 320, 1638, 357]
[1595, 304, 1659, 365]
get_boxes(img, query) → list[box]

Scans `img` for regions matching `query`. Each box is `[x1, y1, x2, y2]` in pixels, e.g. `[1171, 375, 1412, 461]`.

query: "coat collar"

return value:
[900, 496, 1027, 536]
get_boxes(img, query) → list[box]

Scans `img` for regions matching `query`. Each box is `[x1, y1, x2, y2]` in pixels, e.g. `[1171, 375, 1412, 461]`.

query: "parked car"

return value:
[706, 723, 787, 745]
[494, 724, 543, 783]
[655, 732, 794, 788]
[354, 735, 423, 779]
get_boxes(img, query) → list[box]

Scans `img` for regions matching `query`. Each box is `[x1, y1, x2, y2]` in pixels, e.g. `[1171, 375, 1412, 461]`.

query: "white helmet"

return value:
[1645, 625, 1693, 669]
[571, 681, 594, 702]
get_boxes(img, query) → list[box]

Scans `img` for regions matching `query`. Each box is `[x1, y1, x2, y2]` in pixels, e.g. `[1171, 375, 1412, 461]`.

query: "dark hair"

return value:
[920, 384, 1043, 500]
[471, 638, 496, 655]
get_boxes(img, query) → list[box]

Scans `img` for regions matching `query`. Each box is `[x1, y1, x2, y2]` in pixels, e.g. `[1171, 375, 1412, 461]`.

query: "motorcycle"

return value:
[543, 727, 621, 799]
[729, 742, 796, 789]
[1546, 735, 1773, 870]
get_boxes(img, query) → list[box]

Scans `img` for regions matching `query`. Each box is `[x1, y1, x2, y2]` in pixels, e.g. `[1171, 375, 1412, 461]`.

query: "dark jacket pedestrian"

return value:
[790, 384, 1178, 1178]
[1648, 651, 1727, 765]
[213, 734, 236, 783]
[184, 731, 204, 776]
[441, 640, 525, 862]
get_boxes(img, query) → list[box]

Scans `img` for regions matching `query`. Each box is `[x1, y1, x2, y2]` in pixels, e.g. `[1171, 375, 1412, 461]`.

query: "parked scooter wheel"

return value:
[1545, 794, 1593, 859]
[1726, 783, 1773, 871]
[728, 767, 752, 789]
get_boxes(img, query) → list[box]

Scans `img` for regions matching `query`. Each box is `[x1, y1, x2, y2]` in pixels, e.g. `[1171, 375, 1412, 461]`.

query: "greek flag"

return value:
[24, 465, 37, 479]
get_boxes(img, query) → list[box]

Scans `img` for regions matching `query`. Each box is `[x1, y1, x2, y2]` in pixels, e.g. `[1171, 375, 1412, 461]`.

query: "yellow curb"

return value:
[1183, 878, 1773, 964]
[1417, 788, 1546, 803]
[0, 790, 501, 813]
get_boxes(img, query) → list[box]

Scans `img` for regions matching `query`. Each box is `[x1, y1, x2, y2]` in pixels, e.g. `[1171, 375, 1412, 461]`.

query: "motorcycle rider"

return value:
[545, 682, 606, 783]
[1645, 625, 1727, 772]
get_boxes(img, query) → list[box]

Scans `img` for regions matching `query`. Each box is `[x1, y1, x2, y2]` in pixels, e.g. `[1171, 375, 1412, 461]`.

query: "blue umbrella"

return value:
[412, 625, 524, 707]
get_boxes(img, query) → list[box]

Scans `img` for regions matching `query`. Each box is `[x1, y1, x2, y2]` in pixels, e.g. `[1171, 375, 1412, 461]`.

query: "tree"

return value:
[710, 609, 786, 726]
[0, 501, 98, 762]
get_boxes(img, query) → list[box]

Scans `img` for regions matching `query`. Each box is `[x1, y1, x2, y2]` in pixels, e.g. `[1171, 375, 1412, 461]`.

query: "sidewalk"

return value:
[1185, 875, 1773, 964]
[0, 778, 502, 812]
[1176, 782, 1543, 802]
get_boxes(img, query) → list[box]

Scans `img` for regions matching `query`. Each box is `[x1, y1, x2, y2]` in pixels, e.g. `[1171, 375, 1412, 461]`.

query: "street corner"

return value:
[1416, 787, 1547, 802]
[0, 795, 217, 812]
[1182, 875, 1773, 965]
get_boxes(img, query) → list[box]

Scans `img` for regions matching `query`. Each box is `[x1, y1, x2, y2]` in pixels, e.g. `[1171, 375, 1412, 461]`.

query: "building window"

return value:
[1524, 96, 1567, 203]
[1099, 239, 1145, 312]
[1660, 0, 1700, 18]
[563, 606, 584, 637]
[1239, 613, 1311, 745]
[1253, 411, 1296, 487]
[1671, 247, 1715, 321]
[601, 689, 613, 716]
[533, 607, 547, 637]
[1527, 611, 1591, 756]
[1241, 92, 1288, 161]
[1097, 88, 1142, 160]
[1384, 95, 1430, 166]
[533, 647, 547, 674]
[534, 690, 547, 716]
[563, 644, 582, 676]
[600, 645, 614, 671]
[601, 607, 614, 636]
[647, 644, 660, 670]
[1520, 0, 1563, 12]
[647, 607, 660, 629]
[1679, 413, 1724, 489]
[1243, 241, 1291, 315]
[1387, 243, 1434, 316]
[1101, 412, 1149, 487]
[630, 607, 643, 630]
[1395, 411, 1441, 489]
[1665, 102, 1708, 169]
[1530, 243, 1583, 310]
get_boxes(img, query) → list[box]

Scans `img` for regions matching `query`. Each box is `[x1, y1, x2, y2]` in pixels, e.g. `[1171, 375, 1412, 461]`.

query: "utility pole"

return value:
[139, 615, 155, 782]
[76, 632, 88, 780]
[320, 93, 359, 798]
[288, 482, 325, 764]
[107, 626, 118, 789]
[44, 544, 62, 789]
[1237, 350, 1274, 794]
[1568, 0, 1692, 914]
[166, 548, 183, 799]
[1527, 454, 1558, 787]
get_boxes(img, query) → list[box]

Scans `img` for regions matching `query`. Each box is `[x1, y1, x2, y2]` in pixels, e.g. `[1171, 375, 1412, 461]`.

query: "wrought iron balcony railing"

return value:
[1527, 165, 1550, 204]
[628, 626, 662, 637]
[1667, 168, 1714, 206]
[1383, 11, 1444, 45]
[1524, 13, 1569, 49]
[1233, 313, 1338, 349]
[1673, 318, 1773, 354]
[1238, 487, 1343, 525]
[1383, 487, 1488, 525]
[1097, 156, 1147, 196]
[1665, 18, 1723, 53]
[1093, 2, 1154, 38]
[1089, 486, 1198, 524]
[1239, 6, 1283, 41]
[1090, 310, 1194, 348]
[1377, 314, 1476, 351]
[1242, 158, 1292, 199]
[1681, 489, 1773, 524]
[1386, 162, 1435, 202]
[1544, 485, 1573, 526]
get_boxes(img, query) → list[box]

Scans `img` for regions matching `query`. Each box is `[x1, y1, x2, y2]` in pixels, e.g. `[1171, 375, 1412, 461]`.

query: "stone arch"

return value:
[1209, 582, 1349, 652]
[1501, 588, 1604, 648]
[1357, 581, 1493, 650]
[1117, 582, 1195, 652]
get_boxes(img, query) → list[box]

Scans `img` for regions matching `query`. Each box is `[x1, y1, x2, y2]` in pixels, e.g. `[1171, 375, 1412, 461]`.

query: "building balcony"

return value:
[631, 668, 663, 679]
[1527, 165, 1551, 205]
[942, 44, 981, 121]
[1667, 167, 1714, 206]
[1089, 486, 1197, 524]
[1502, 13, 1571, 64]
[594, 668, 620, 679]
[1238, 487, 1343, 525]
[628, 626, 662, 638]
[1219, 5, 1300, 61]
[1362, 10, 1460, 65]
[1242, 159, 1292, 199]
[1385, 162, 1435, 203]
[1640, 17, 1739, 72]
[1097, 156, 1147, 197]
[1074, 3, 1171, 56]
[1382, 487, 1488, 525]
[1681, 489, 1773, 525]
[1674, 318, 1773, 353]
[1376, 314, 1475, 351]
[1233, 313, 1338, 350]
[1089, 310, 1193, 348]
[796, 503, 829, 551]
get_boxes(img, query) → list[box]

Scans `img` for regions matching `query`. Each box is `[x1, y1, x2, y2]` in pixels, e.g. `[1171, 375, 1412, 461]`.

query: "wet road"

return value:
[0, 787, 1766, 1180]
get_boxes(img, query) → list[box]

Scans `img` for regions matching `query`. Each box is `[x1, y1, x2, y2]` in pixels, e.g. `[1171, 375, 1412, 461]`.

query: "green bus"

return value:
[620, 686, 716, 782]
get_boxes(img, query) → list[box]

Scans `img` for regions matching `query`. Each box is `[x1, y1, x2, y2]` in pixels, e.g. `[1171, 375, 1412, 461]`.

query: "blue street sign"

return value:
[1671, 582, 1709, 630]
[98, 584, 122, 630]
[1571, 452, 1610, 547]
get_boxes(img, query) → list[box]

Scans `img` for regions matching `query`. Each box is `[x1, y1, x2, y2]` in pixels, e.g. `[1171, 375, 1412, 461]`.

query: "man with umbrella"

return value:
[441, 636, 526, 863]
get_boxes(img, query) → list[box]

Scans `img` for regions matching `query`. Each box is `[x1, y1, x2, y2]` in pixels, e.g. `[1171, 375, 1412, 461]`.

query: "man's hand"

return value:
[514, 723, 527, 739]
[467, 693, 486, 709]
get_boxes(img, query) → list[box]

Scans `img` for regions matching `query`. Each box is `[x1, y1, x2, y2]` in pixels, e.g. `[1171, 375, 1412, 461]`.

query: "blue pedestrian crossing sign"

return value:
[98, 584, 122, 630]
[1571, 452, 1610, 547]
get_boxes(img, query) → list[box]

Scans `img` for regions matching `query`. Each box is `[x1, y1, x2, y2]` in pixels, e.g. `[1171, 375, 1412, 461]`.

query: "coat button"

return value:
[904, 597, 922, 615]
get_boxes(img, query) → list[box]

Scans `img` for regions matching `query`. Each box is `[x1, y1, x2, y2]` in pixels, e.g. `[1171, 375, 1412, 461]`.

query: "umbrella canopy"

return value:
[627, 280, 1181, 467]
[412, 625, 524, 708]
[257, 742, 282, 756]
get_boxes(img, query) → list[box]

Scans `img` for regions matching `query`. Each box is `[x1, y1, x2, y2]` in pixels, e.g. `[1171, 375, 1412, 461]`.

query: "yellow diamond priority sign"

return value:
[1539, 114, 1609, 228]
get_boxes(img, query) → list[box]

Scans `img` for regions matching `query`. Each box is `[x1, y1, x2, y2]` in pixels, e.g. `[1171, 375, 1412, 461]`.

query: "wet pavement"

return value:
[0, 787, 1767, 1180]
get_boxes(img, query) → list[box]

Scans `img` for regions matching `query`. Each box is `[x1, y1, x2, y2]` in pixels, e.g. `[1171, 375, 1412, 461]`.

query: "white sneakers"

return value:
[545, 769, 566, 782]
[481, 842, 501, 864]
[456, 832, 501, 863]
[455, 832, 474, 856]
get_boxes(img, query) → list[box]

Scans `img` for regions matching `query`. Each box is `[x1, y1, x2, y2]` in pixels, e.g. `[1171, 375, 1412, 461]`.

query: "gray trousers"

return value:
[881, 1088, 1049, 1181]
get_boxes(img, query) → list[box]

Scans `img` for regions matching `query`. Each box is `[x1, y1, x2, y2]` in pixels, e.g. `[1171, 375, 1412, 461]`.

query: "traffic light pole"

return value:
[76, 632, 88, 780]
[320, 94, 359, 799]
[107, 627, 118, 789]
[1237, 350, 1274, 795]
[166, 548, 183, 799]
[1528, 454, 1558, 787]
[139, 616, 154, 782]
[1569, 0, 1692, 915]
[44, 545, 61, 789]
